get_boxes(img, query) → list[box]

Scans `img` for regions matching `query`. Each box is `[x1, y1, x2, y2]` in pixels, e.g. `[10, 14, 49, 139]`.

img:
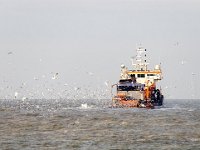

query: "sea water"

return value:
[0, 99, 199, 149]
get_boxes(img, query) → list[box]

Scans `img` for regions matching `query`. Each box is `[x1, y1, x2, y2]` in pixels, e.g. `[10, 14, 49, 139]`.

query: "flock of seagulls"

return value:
[0, 52, 111, 100]
[1, 74, 111, 100]
[3, 47, 199, 100]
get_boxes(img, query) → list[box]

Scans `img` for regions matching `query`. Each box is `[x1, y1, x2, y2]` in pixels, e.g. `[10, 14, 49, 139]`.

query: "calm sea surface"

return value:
[0, 99, 200, 150]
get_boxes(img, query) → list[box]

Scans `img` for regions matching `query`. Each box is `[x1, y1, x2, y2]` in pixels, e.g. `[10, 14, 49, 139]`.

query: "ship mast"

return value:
[131, 47, 149, 71]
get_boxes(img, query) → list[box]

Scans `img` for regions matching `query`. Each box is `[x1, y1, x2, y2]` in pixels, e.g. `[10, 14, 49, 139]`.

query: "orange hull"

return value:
[112, 98, 154, 109]
[118, 99, 139, 107]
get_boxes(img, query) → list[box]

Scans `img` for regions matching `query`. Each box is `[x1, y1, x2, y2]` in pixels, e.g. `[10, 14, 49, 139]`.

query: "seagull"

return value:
[14, 92, 18, 99]
[74, 87, 80, 91]
[22, 97, 28, 101]
[86, 72, 94, 76]
[174, 42, 179, 46]
[181, 60, 187, 65]
[104, 81, 109, 87]
[8, 52, 13, 55]
[192, 72, 196, 75]
[52, 73, 59, 80]
[34, 77, 39, 80]
[41, 92, 45, 97]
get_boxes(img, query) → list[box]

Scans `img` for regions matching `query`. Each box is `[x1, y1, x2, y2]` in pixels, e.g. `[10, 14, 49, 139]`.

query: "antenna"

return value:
[132, 46, 149, 71]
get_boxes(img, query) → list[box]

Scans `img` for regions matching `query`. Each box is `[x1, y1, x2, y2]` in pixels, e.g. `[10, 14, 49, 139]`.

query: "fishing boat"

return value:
[111, 46, 164, 108]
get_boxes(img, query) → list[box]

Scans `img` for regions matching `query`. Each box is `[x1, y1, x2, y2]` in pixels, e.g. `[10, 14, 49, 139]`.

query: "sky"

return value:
[0, 0, 200, 99]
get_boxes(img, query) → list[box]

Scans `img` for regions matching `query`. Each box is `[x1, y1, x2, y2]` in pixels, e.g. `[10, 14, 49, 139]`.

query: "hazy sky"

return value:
[0, 0, 200, 99]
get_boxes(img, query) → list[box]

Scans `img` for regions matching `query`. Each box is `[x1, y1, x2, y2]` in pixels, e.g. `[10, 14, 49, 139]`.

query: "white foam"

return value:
[81, 103, 88, 109]
[79, 103, 95, 110]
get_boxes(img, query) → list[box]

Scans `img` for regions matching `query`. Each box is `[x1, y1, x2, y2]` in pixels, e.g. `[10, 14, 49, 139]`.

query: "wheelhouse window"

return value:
[137, 74, 145, 78]
[117, 79, 144, 91]
[130, 74, 135, 77]
[147, 74, 155, 76]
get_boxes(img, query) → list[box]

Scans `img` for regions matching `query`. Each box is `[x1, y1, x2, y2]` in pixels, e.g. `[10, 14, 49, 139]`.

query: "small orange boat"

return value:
[111, 46, 164, 109]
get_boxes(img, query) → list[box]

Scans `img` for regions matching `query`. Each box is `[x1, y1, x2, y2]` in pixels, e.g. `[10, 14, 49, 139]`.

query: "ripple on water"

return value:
[0, 99, 200, 149]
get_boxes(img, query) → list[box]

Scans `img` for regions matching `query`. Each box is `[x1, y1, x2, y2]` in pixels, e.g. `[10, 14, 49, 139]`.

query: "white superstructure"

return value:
[121, 47, 162, 85]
